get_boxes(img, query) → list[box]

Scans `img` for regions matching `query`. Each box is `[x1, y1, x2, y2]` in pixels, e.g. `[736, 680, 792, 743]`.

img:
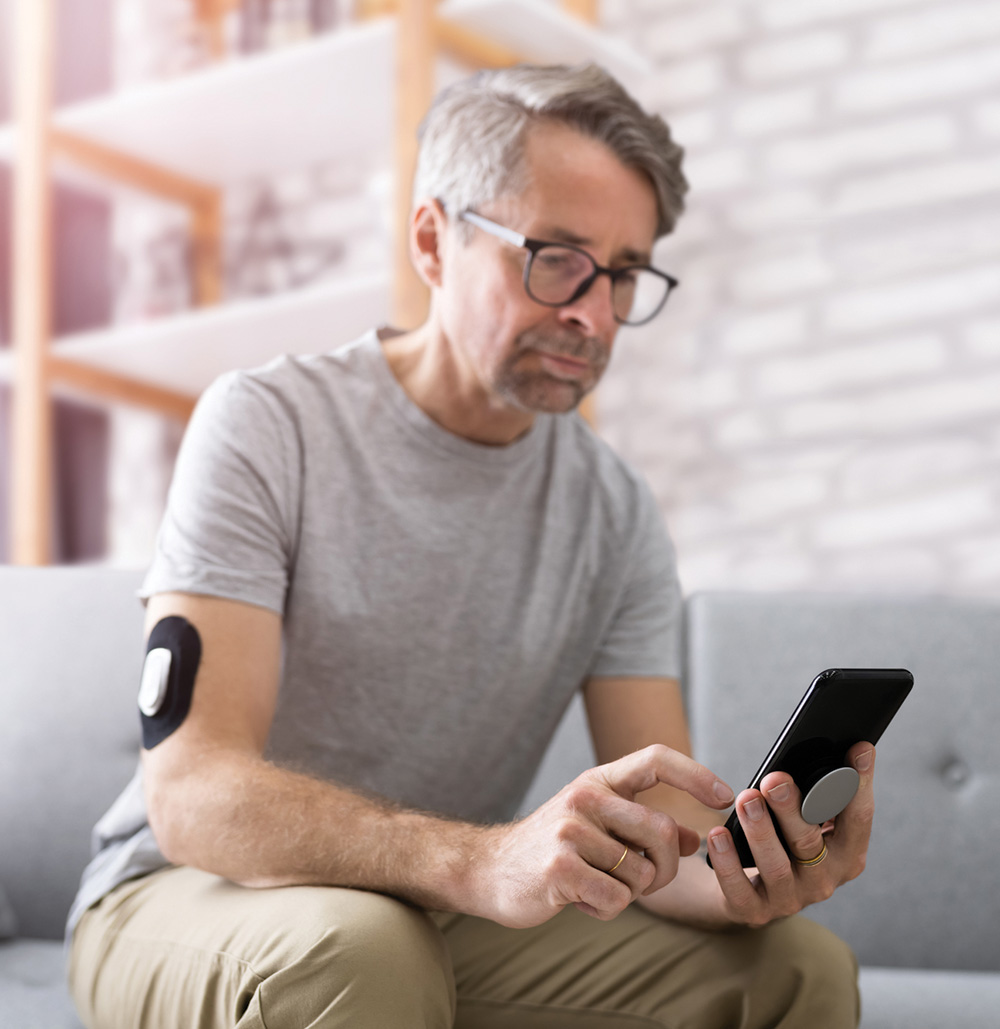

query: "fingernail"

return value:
[714, 781, 735, 805]
[855, 748, 874, 773]
[711, 832, 731, 853]
[766, 783, 791, 804]
[744, 798, 765, 822]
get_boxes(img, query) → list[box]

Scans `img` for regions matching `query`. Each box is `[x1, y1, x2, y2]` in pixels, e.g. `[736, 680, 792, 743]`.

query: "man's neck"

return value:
[380, 326, 536, 447]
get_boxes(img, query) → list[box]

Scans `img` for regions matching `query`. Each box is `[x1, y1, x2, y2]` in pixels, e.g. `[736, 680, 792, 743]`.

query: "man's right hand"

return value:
[466, 745, 735, 928]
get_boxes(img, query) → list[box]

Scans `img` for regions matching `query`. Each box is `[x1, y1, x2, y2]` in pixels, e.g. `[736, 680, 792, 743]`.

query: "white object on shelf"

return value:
[0, 273, 390, 400]
[438, 0, 651, 84]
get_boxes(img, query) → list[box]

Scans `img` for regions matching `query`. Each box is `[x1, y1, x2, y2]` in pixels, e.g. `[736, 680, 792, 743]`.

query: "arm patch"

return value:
[139, 616, 203, 749]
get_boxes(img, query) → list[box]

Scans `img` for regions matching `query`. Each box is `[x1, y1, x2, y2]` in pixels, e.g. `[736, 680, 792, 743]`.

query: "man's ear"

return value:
[409, 198, 448, 288]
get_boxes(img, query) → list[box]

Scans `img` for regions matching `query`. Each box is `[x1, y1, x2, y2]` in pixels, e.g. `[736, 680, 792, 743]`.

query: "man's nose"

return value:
[555, 272, 618, 337]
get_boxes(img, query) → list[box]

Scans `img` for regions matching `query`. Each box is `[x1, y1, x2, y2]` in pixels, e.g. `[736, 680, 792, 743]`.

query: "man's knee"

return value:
[248, 888, 457, 1029]
[753, 915, 860, 1028]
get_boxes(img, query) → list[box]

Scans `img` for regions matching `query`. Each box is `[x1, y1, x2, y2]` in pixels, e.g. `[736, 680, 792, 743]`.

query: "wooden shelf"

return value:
[439, 0, 651, 84]
[0, 272, 390, 399]
[5, 0, 646, 560]
[0, 19, 396, 189]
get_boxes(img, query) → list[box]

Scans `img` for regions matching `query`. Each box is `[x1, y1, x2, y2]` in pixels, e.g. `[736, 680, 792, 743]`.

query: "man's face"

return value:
[437, 123, 661, 416]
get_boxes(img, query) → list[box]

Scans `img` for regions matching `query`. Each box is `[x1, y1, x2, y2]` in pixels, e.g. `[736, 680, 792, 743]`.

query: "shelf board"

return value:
[0, 272, 391, 401]
[0, 19, 397, 188]
[438, 0, 651, 83]
[0, 5, 649, 192]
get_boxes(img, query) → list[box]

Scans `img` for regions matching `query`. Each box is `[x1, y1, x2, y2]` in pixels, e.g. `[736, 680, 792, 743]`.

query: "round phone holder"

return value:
[800, 766, 860, 825]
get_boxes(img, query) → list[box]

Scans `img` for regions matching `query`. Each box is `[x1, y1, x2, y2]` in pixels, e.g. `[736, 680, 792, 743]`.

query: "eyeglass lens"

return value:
[527, 244, 670, 325]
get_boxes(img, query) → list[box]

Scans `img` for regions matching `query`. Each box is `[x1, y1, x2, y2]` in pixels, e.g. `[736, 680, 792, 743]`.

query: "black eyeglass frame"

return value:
[458, 209, 679, 327]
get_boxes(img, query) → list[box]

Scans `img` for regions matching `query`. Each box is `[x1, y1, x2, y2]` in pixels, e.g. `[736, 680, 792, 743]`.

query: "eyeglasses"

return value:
[458, 210, 679, 327]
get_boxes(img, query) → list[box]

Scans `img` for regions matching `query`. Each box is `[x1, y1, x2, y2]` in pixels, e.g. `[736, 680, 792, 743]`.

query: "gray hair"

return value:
[413, 63, 688, 240]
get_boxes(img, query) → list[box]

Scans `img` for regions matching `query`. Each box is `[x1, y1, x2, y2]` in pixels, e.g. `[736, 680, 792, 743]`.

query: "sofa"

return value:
[2, 566, 999, 1027]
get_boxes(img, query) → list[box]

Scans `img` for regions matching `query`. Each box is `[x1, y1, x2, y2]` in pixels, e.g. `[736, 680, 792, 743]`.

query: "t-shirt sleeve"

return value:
[139, 369, 300, 614]
[587, 477, 683, 681]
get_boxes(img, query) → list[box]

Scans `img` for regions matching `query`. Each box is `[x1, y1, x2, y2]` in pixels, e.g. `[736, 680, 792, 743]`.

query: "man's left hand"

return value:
[703, 741, 875, 928]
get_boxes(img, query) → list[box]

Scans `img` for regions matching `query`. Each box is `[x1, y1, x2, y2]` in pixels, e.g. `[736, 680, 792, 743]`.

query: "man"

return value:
[68, 64, 870, 1028]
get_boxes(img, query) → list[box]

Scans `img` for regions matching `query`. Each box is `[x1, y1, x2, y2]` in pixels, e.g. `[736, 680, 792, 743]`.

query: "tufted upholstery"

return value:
[683, 591, 1000, 975]
[3, 571, 999, 1027]
[1, 567, 145, 1028]
[523, 590, 1000, 1027]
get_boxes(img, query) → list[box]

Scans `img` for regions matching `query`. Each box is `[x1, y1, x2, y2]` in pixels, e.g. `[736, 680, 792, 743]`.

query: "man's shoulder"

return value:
[198, 329, 382, 422]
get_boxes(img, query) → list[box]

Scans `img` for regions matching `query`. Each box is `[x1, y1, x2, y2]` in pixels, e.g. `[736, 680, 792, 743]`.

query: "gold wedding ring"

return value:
[607, 845, 629, 874]
[795, 841, 829, 867]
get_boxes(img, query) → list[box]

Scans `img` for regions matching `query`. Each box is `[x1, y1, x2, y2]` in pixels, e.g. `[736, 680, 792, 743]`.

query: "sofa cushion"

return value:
[0, 883, 17, 938]
[0, 938, 85, 1028]
[685, 591, 1000, 973]
[0, 567, 147, 940]
[858, 967, 1000, 1029]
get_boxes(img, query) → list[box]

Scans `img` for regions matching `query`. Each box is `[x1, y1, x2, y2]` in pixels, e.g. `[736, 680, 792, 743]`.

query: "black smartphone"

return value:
[708, 668, 913, 868]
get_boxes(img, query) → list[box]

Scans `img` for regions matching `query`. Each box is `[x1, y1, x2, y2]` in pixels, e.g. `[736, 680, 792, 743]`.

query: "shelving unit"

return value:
[4, 0, 646, 564]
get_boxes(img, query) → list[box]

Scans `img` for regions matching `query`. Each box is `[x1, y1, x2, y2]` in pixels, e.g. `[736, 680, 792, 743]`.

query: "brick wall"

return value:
[597, 0, 1000, 597]
[107, 1, 1000, 595]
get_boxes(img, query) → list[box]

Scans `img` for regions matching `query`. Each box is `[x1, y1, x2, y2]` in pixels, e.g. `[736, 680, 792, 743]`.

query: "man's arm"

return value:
[141, 593, 736, 929]
[584, 675, 875, 931]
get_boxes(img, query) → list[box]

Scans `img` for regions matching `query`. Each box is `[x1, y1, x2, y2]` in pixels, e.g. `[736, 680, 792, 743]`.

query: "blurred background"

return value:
[1, 0, 998, 597]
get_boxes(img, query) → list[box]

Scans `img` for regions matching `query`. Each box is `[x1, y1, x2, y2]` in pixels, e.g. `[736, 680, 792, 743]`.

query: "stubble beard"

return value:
[493, 328, 610, 414]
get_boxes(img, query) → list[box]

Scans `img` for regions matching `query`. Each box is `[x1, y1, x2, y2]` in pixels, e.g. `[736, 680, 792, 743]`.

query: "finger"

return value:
[732, 790, 798, 911]
[705, 827, 767, 928]
[759, 772, 826, 864]
[831, 743, 876, 877]
[571, 860, 635, 921]
[598, 744, 735, 810]
[597, 797, 700, 894]
[598, 841, 659, 900]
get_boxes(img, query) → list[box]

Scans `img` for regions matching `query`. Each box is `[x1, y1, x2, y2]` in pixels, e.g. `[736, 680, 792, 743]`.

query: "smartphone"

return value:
[708, 668, 913, 869]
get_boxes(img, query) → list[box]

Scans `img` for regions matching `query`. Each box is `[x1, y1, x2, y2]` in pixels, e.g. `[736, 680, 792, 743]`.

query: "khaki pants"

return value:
[68, 866, 859, 1029]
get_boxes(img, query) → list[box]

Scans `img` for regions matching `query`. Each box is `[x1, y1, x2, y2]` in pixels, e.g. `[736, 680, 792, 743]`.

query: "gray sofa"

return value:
[3, 567, 999, 1027]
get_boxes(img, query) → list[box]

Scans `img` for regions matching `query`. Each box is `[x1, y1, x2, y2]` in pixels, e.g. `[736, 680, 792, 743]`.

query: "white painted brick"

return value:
[730, 473, 829, 520]
[966, 318, 1000, 361]
[820, 548, 944, 591]
[762, 0, 939, 32]
[835, 155, 1000, 216]
[731, 88, 819, 138]
[733, 248, 835, 302]
[670, 502, 733, 545]
[726, 553, 815, 591]
[684, 147, 751, 193]
[658, 367, 741, 416]
[864, 2, 1000, 62]
[712, 411, 772, 450]
[765, 116, 957, 180]
[781, 371, 1000, 437]
[815, 485, 995, 548]
[756, 334, 947, 398]
[826, 265, 1000, 334]
[646, 4, 746, 58]
[833, 208, 1000, 282]
[835, 46, 1000, 115]
[674, 549, 735, 592]
[719, 306, 810, 356]
[838, 436, 986, 502]
[973, 98, 1000, 138]
[724, 187, 826, 233]
[647, 56, 726, 107]
[668, 107, 718, 150]
[953, 533, 1000, 582]
[740, 30, 851, 82]
[633, 0, 698, 15]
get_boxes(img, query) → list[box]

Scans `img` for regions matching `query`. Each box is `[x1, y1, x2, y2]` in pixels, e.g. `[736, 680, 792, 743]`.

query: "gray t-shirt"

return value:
[68, 328, 681, 934]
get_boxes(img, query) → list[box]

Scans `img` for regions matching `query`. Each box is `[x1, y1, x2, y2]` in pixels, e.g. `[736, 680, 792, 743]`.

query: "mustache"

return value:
[515, 329, 607, 364]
